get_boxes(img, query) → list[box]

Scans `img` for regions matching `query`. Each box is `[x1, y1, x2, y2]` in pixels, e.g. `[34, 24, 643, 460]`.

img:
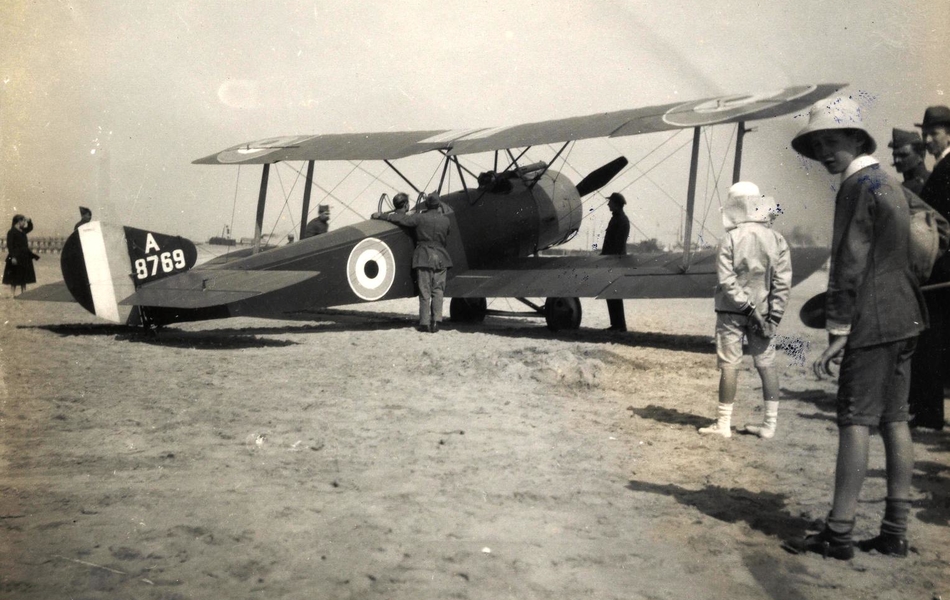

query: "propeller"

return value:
[575, 156, 628, 197]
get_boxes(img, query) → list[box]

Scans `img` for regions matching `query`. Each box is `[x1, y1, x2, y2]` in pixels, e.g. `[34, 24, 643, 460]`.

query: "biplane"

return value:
[28, 84, 840, 330]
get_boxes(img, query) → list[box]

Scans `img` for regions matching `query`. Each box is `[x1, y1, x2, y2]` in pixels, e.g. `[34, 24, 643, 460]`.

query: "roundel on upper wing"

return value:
[346, 237, 396, 301]
[662, 85, 818, 127]
[215, 135, 314, 164]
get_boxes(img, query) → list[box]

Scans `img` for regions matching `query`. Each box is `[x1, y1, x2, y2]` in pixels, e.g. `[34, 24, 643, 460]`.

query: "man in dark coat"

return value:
[911, 105, 950, 430]
[302, 205, 330, 239]
[601, 192, 630, 331]
[3, 215, 39, 296]
[372, 193, 452, 332]
[889, 129, 930, 195]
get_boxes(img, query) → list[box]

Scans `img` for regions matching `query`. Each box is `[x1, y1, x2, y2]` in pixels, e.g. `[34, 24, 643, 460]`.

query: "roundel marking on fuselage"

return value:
[346, 237, 396, 301]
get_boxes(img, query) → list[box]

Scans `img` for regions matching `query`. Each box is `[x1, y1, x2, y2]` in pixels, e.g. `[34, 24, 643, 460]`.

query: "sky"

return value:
[1, 0, 946, 249]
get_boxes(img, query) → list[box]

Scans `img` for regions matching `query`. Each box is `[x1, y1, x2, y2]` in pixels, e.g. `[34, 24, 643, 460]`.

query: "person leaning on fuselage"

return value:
[372, 193, 452, 333]
[392, 192, 410, 215]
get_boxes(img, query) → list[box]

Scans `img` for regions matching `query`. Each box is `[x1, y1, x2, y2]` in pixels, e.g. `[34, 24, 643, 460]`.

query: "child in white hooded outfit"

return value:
[699, 181, 792, 439]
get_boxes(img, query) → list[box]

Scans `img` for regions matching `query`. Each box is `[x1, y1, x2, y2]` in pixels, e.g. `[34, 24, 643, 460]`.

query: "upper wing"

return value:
[194, 84, 843, 165]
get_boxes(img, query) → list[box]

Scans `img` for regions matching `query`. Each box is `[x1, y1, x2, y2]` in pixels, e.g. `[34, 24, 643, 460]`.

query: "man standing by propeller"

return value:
[372, 192, 452, 333]
[601, 192, 630, 332]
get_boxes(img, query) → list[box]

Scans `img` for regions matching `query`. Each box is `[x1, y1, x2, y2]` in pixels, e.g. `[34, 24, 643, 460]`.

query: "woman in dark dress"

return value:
[3, 214, 39, 296]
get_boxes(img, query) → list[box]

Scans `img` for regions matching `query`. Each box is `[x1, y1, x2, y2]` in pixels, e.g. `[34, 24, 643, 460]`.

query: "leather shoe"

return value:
[857, 534, 908, 557]
[429, 322, 439, 333]
[782, 530, 854, 560]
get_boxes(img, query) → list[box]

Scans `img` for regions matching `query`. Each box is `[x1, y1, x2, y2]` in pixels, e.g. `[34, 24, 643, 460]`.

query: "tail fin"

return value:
[61, 222, 197, 323]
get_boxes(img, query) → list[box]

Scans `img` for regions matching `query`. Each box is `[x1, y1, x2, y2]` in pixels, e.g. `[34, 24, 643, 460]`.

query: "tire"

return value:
[449, 297, 487, 323]
[544, 297, 582, 331]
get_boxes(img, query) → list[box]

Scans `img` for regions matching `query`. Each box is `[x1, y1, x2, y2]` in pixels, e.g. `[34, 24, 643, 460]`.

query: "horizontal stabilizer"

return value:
[119, 269, 319, 309]
[16, 282, 76, 303]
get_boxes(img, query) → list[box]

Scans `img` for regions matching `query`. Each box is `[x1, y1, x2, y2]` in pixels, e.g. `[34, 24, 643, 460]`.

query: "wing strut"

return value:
[682, 127, 701, 271]
[384, 160, 423, 195]
[732, 122, 749, 184]
[300, 160, 315, 241]
[254, 164, 270, 254]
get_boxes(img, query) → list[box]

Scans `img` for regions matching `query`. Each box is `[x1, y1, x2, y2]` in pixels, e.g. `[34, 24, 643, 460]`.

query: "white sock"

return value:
[745, 401, 779, 439]
[699, 403, 733, 437]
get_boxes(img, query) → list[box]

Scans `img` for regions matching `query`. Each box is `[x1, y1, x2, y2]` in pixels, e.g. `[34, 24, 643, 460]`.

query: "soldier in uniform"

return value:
[302, 204, 330, 239]
[372, 193, 452, 332]
[889, 128, 930, 195]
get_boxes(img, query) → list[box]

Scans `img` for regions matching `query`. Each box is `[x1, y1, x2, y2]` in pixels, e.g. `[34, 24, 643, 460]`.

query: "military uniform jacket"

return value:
[382, 209, 453, 270]
[826, 163, 925, 348]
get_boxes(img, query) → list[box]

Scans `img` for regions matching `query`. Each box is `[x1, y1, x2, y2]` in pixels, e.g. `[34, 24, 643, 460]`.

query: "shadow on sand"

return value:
[625, 479, 814, 539]
[628, 404, 708, 429]
[28, 309, 717, 354]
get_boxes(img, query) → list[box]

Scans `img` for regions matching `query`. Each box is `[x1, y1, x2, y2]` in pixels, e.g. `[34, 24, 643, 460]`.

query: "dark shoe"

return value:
[605, 325, 626, 332]
[782, 529, 854, 560]
[857, 534, 908, 557]
[430, 322, 439, 333]
[417, 325, 429, 333]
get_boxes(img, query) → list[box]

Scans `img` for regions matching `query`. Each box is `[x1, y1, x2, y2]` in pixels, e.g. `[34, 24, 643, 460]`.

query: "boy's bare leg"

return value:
[719, 368, 738, 404]
[881, 421, 914, 498]
[830, 424, 870, 522]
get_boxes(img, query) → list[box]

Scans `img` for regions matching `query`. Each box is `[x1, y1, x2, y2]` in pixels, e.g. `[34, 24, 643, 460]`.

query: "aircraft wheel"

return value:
[449, 297, 487, 323]
[544, 297, 582, 331]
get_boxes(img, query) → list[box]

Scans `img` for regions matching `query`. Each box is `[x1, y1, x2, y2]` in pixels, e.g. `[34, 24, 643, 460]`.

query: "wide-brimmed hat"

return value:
[791, 96, 877, 160]
[317, 204, 330, 214]
[915, 105, 950, 129]
[888, 128, 922, 149]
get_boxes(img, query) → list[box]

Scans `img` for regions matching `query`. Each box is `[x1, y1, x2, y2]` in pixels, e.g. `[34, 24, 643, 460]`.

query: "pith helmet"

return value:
[791, 96, 877, 160]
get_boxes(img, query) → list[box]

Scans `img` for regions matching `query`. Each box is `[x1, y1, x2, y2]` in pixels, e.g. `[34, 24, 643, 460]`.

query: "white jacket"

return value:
[714, 195, 792, 324]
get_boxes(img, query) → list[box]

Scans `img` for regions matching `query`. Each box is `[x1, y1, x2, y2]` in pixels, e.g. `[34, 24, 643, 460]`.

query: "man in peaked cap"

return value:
[911, 105, 950, 430]
[600, 192, 630, 332]
[302, 204, 331, 239]
[889, 128, 930, 195]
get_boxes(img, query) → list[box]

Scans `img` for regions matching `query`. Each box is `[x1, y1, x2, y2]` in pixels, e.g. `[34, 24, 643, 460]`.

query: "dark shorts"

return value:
[836, 337, 917, 427]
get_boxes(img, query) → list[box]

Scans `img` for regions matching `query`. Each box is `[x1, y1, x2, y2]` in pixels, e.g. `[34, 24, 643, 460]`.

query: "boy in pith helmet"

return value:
[785, 96, 923, 560]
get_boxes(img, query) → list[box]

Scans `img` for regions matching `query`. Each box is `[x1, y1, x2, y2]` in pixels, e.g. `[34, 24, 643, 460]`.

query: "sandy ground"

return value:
[0, 259, 947, 600]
